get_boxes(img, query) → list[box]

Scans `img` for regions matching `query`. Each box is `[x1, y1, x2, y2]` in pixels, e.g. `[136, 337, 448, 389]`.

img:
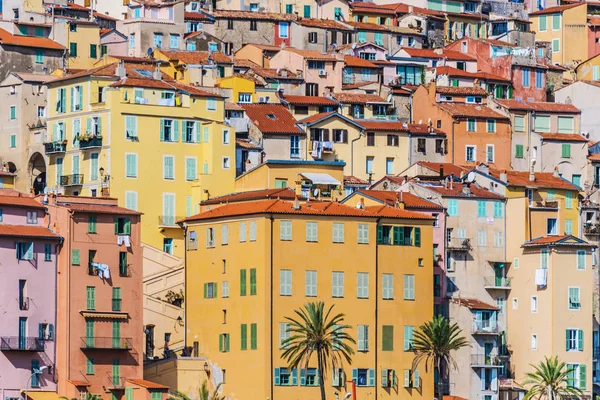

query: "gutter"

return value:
[451, 119, 459, 164]
[177, 221, 188, 351]
[269, 214, 274, 400]
[350, 131, 364, 177]
[374, 216, 381, 393]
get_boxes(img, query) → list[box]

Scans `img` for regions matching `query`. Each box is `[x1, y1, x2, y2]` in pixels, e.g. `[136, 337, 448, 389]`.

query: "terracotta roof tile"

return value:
[437, 103, 508, 119]
[419, 181, 504, 199]
[344, 55, 379, 68]
[486, 169, 580, 190]
[408, 124, 446, 136]
[434, 66, 511, 82]
[445, 11, 488, 20]
[241, 43, 282, 51]
[184, 199, 434, 222]
[436, 86, 489, 96]
[529, 3, 583, 15]
[344, 175, 369, 185]
[342, 81, 377, 90]
[522, 235, 593, 247]
[201, 188, 298, 205]
[241, 104, 303, 135]
[184, 11, 213, 21]
[296, 18, 353, 30]
[331, 93, 388, 104]
[0, 195, 47, 209]
[297, 111, 337, 124]
[12, 72, 58, 83]
[226, 102, 244, 111]
[283, 48, 339, 61]
[350, 2, 398, 15]
[356, 120, 410, 131]
[0, 28, 65, 50]
[537, 133, 587, 142]
[0, 225, 60, 239]
[401, 48, 476, 61]
[451, 297, 499, 310]
[357, 190, 443, 209]
[346, 21, 391, 32]
[57, 202, 142, 215]
[235, 138, 262, 150]
[159, 50, 232, 64]
[210, 10, 297, 21]
[588, 154, 600, 161]
[416, 162, 469, 177]
[495, 99, 580, 113]
[589, 16, 600, 26]
[282, 95, 338, 106]
[126, 379, 168, 390]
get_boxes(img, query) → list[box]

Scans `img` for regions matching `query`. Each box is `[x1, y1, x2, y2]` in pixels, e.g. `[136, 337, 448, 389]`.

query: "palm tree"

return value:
[523, 356, 584, 400]
[168, 381, 225, 400]
[411, 315, 469, 398]
[281, 301, 355, 400]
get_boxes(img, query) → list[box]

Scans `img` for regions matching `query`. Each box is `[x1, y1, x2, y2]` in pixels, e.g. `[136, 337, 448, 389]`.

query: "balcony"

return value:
[343, 75, 354, 84]
[373, 115, 398, 121]
[584, 223, 600, 236]
[529, 200, 558, 209]
[0, 336, 44, 351]
[471, 354, 504, 367]
[19, 297, 29, 310]
[483, 277, 511, 290]
[158, 216, 183, 228]
[80, 136, 103, 150]
[472, 320, 501, 335]
[80, 336, 133, 350]
[60, 174, 84, 186]
[44, 141, 66, 154]
[447, 237, 470, 251]
[107, 375, 126, 390]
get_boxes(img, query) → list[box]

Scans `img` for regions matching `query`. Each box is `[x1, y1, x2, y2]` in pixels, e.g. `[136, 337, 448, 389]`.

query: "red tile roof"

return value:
[346, 21, 391, 32]
[126, 379, 169, 390]
[344, 55, 379, 68]
[494, 99, 580, 113]
[344, 175, 370, 185]
[522, 235, 593, 247]
[436, 86, 489, 96]
[435, 66, 511, 82]
[282, 95, 338, 106]
[297, 111, 338, 124]
[478, 38, 518, 47]
[589, 16, 600, 26]
[486, 169, 580, 190]
[451, 297, 499, 310]
[401, 48, 476, 61]
[343, 81, 378, 90]
[0, 225, 59, 239]
[0, 28, 65, 50]
[201, 188, 298, 205]
[357, 120, 410, 131]
[210, 10, 297, 21]
[420, 181, 504, 199]
[416, 162, 469, 177]
[159, 50, 233, 64]
[350, 2, 445, 18]
[296, 18, 353, 30]
[529, 3, 583, 15]
[537, 133, 588, 142]
[588, 154, 600, 161]
[241, 104, 303, 135]
[241, 43, 282, 51]
[57, 202, 142, 215]
[184, 199, 434, 222]
[184, 11, 213, 21]
[235, 138, 262, 150]
[437, 103, 509, 119]
[408, 124, 446, 136]
[0, 195, 47, 209]
[283, 48, 339, 61]
[331, 93, 388, 104]
[357, 190, 443, 209]
[350, 2, 398, 15]
[226, 102, 244, 111]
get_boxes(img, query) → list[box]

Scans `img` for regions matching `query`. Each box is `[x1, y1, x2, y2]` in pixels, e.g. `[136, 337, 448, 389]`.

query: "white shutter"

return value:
[250, 221, 256, 241]
[221, 225, 229, 245]
[358, 325, 365, 350]
[491, 369, 498, 391]
[240, 222, 247, 242]
[222, 281, 229, 298]
[403, 370, 410, 387]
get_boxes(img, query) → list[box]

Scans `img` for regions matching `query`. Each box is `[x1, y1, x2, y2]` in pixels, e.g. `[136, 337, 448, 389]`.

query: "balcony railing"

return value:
[530, 200, 558, 209]
[0, 336, 45, 351]
[44, 142, 66, 154]
[343, 75, 354, 84]
[107, 375, 126, 389]
[60, 174, 84, 186]
[472, 320, 501, 334]
[584, 223, 600, 235]
[158, 216, 183, 227]
[447, 237, 470, 251]
[373, 115, 398, 121]
[80, 336, 133, 350]
[80, 136, 103, 149]
[471, 354, 503, 366]
[19, 297, 29, 310]
[483, 277, 512, 289]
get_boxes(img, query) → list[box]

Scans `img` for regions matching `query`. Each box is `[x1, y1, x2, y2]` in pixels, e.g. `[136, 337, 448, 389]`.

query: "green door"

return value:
[484, 343, 493, 365]
[112, 359, 120, 386]
[112, 321, 121, 348]
[495, 266, 503, 286]
[86, 320, 94, 347]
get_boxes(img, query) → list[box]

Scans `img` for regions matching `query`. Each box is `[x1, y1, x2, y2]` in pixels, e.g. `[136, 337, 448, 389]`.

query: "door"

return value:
[484, 342, 494, 365]
[73, 154, 80, 176]
[19, 280, 25, 309]
[495, 266, 503, 286]
[112, 359, 120, 386]
[112, 321, 121, 348]
[19, 317, 26, 349]
[86, 320, 94, 347]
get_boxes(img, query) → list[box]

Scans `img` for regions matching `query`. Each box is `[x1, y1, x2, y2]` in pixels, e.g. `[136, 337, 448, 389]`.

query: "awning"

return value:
[22, 391, 61, 400]
[300, 173, 341, 186]
[80, 310, 129, 320]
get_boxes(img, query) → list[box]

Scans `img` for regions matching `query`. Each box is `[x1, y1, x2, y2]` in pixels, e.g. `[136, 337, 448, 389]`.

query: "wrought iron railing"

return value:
[60, 174, 84, 186]
[80, 336, 133, 350]
[0, 336, 44, 351]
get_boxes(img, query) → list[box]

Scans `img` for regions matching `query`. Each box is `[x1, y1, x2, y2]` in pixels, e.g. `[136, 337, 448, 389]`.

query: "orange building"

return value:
[412, 84, 512, 169]
[44, 194, 166, 400]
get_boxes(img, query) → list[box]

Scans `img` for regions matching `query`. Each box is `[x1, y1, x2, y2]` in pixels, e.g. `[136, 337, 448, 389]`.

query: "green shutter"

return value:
[392, 226, 401, 245]
[112, 321, 121, 348]
[124, 218, 131, 234]
[219, 334, 223, 352]
[376, 225, 383, 243]
[566, 329, 570, 351]
[160, 119, 165, 141]
[580, 364, 587, 389]
[88, 215, 97, 233]
[382, 325, 393, 351]
[72, 249, 80, 265]
[240, 269, 247, 296]
[578, 329, 584, 351]
[86, 357, 94, 374]
[250, 268, 257, 295]
[414, 227, 421, 247]
[251, 323, 257, 350]
[173, 120, 180, 142]
[562, 144, 571, 158]
[241, 324, 247, 350]
[126, 388, 133, 400]
[516, 144, 524, 158]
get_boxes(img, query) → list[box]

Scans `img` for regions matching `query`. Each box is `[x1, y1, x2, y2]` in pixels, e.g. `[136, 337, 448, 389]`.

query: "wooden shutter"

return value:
[251, 323, 257, 349]
[250, 268, 257, 295]
[241, 324, 247, 350]
[240, 269, 247, 296]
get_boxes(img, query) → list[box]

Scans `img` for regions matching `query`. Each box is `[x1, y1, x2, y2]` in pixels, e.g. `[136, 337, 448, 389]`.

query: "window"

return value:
[466, 145, 476, 162]
[222, 157, 231, 169]
[207, 98, 217, 111]
[565, 219, 572, 235]
[536, 69, 543, 89]
[306, 270, 317, 297]
[448, 200, 458, 216]
[494, 202, 503, 218]
[534, 115, 550, 132]
[16, 242, 33, 260]
[169, 34, 179, 48]
[238, 93, 252, 103]
[204, 282, 217, 298]
[494, 231, 503, 247]
[366, 156, 373, 174]
[467, 119, 476, 132]
[289, 135, 301, 158]
[552, 13, 560, 30]
[185, 157, 197, 181]
[552, 38, 560, 53]
[547, 218, 558, 235]
[358, 224, 369, 244]
[279, 22, 289, 38]
[163, 156, 175, 180]
[280, 220, 292, 241]
[44, 244, 52, 261]
[334, 7, 342, 20]
[274, 368, 293, 386]
[279, 322, 291, 348]
[219, 333, 230, 352]
[86, 286, 96, 310]
[154, 33, 163, 48]
[357, 325, 369, 351]
[70, 42, 78, 57]
[515, 144, 524, 158]
[558, 117, 574, 134]
[577, 250, 586, 270]
[565, 191, 573, 209]
[125, 154, 137, 178]
[88, 215, 97, 234]
[89, 44, 97, 59]
[568, 287, 580, 310]
[539, 15, 547, 31]
[37, 106, 45, 118]
[382, 273, 394, 299]
[403, 274, 415, 300]
[566, 363, 586, 389]
[566, 329, 584, 351]
[280, 270, 292, 296]
[332, 223, 344, 243]
[9, 105, 16, 120]
[9, 134, 16, 148]
[357, 272, 369, 299]
[206, 227, 215, 248]
[531, 334, 537, 350]
[478, 201, 487, 217]
[478, 229, 486, 247]
[486, 119, 496, 133]
[332, 271, 344, 297]
[522, 67, 530, 87]
[403, 326, 414, 350]
[541, 249, 548, 269]
[386, 158, 394, 175]
[395, 65, 423, 85]
[514, 116, 525, 132]
[417, 138, 426, 154]
[530, 296, 538, 312]
[306, 222, 318, 242]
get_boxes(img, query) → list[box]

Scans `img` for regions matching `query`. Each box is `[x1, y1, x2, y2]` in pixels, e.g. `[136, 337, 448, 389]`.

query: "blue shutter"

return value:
[274, 368, 281, 386]
[173, 120, 179, 142]
[160, 119, 165, 141]
[352, 368, 358, 383]
[195, 122, 201, 143]
[292, 369, 298, 385]
[368, 369, 375, 386]
[300, 369, 306, 386]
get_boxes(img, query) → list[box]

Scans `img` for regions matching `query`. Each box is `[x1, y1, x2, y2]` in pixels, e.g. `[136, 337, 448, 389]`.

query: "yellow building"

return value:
[45, 61, 235, 257]
[529, 3, 587, 65]
[53, 20, 102, 69]
[182, 198, 435, 400]
[153, 50, 234, 87]
[574, 52, 600, 80]
[217, 74, 279, 104]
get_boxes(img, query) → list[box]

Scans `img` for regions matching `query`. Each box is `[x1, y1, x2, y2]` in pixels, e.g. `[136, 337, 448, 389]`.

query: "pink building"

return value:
[100, 29, 128, 57]
[588, 16, 600, 59]
[0, 191, 61, 400]
[270, 48, 344, 96]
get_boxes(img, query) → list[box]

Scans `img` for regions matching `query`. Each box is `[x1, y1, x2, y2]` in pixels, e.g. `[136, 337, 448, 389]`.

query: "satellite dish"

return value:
[313, 188, 319, 197]
[147, 47, 154, 57]
[467, 172, 475, 182]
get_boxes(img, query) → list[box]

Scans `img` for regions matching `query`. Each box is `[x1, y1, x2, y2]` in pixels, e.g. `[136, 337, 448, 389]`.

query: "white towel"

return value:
[535, 268, 547, 286]
[123, 236, 131, 248]
[117, 236, 124, 246]
[91, 262, 110, 279]
[311, 141, 319, 158]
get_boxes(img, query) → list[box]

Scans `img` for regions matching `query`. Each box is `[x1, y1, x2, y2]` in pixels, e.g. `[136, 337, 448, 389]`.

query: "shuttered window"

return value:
[306, 222, 318, 242]
[332, 223, 344, 243]
[403, 325, 414, 351]
[357, 224, 369, 244]
[357, 272, 369, 299]
[163, 156, 175, 180]
[280, 270, 292, 296]
[280, 221, 292, 241]
[332, 272, 344, 297]
[357, 325, 368, 351]
[514, 116, 525, 132]
[125, 154, 138, 178]
[534, 116, 550, 132]
[382, 273, 394, 299]
[306, 270, 317, 296]
[382, 325, 393, 351]
[403, 275, 415, 300]
[577, 250, 586, 270]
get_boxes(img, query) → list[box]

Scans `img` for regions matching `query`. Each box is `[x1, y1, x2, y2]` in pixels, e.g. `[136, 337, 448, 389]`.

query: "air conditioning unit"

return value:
[318, 69, 327, 77]
[258, 96, 268, 103]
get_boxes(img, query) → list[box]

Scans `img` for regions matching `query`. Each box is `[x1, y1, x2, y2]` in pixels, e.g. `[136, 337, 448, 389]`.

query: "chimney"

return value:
[439, 166, 444, 177]
[500, 170, 508, 183]
[116, 60, 126, 79]
[553, 167, 559, 178]
[462, 182, 471, 195]
[295, 180, 302, 197]
[357, 198, 365, 209]
[153, 64, 162, 80]
[293, 196, 301, 210]
[449, 174, 454, 190]
[529, 171, 535, 182]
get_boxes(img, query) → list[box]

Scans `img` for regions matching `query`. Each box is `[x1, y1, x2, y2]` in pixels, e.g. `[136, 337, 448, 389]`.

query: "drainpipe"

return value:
[269, 215, 274, 400]
[177, 221, 188, 350]
[451, 119, 459, 164]
[351, 131, 364, 176]
[374, 216, 381, 393]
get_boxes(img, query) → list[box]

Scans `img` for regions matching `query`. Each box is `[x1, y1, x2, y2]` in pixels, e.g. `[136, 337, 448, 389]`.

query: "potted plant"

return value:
[165, 289, 184, 307]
